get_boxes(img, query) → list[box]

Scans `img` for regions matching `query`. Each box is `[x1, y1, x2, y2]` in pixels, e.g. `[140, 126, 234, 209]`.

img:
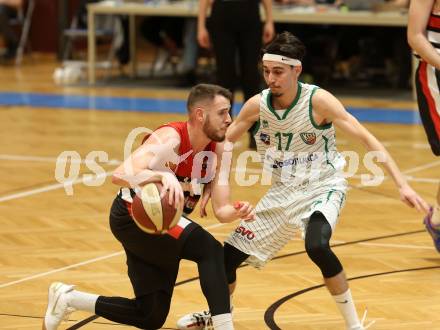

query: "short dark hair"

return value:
[187, 83, 233, 112]
[261, 31, 306, 62]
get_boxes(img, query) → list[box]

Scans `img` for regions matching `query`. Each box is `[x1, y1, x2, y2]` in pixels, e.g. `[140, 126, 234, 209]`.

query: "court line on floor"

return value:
[210, 232, 434, 250]
[0, 251, 124, 289]
[264, 265, 440, 330]
[0, 154, 121, 165]
[0, 171, 114, 203]
[2, 229, 433, 326]
[68, 229, 435, 329]
[0, 158, 436, 287]
[358, 242, 434, 250]
[0, 221, 224, 289]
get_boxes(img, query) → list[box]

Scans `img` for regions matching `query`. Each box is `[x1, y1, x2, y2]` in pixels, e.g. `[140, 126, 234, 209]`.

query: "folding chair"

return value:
[62, 0, 120, 73]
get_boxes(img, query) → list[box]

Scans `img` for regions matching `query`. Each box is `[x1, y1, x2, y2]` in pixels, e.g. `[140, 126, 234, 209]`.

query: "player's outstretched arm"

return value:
[210, 142, 255, 223]
[112, 127, 184, 208]
[312, 89, 430, 214]
[226, 95, 260, 143]
[407, 0, 440, 69]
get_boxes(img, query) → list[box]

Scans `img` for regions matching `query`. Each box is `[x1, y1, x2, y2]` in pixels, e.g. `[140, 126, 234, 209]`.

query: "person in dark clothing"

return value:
[198, 0, 275, 147]
[0, 0, 22, 60]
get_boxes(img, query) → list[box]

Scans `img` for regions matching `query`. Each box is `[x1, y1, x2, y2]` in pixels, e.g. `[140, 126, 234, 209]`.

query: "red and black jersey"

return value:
[139, 121, 217, 214]
[413, 14, 440, 155]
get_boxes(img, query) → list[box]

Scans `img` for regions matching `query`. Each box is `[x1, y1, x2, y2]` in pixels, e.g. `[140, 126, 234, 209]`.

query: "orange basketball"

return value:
[131, 182, 183, 234]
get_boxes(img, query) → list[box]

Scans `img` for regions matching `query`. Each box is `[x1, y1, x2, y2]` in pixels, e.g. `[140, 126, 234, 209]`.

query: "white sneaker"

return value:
[43, 282, 76, 330]
[177, 310, 213, 330]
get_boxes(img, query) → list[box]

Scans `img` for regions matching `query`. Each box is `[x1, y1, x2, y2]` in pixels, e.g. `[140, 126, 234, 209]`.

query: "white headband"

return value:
[262, 53, 302, 66]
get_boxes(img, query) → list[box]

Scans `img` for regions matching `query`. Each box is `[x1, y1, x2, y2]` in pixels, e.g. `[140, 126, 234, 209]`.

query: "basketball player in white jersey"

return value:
[408, 0, 440, 252]
[178, 32, 430, 330]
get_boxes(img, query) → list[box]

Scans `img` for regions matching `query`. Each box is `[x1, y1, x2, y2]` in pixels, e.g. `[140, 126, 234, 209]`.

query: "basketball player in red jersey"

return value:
[42, 84, 254, 330]
[408, 0, 440, 252]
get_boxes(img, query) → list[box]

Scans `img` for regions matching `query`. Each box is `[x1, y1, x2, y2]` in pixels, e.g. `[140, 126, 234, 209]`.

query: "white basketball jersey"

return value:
[253, 82, 345, 185]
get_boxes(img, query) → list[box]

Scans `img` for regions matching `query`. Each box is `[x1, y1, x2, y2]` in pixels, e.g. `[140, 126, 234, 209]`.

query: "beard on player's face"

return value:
[203, 113, 226, 142]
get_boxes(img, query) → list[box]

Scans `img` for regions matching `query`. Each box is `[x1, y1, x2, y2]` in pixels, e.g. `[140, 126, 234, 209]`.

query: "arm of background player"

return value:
[226, 94, 260, 143]
[312, 89, 430, 214]
[407, 0, 440, 69]
[261, 0, 275, 44]
[197, 0, 211, 48]
[210, 142, 255, 223]
[112, 127, 184, 208]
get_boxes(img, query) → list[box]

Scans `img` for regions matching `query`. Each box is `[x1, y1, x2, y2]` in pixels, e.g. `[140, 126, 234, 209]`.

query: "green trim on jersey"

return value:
[322, 135, 336, 169]
[309, 87, 332, 130]
[252, 119, 260, 136]
[326, 189, 336, 202]
[339, 192, 346, 209]
[266, 82, 302, 120]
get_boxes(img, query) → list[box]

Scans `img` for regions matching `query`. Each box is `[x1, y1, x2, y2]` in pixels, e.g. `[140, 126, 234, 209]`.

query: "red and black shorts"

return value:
[109, 195, 199, 297]
[415, 60, 440, 156]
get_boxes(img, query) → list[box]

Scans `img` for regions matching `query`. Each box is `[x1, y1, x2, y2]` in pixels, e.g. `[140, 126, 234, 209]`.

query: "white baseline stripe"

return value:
[402, 159, 440, 174]
[0, 154, 121, 165]
[0, 171, 114, 203]
[0, 251, 124, 289]
[350, 174, 439, 184]
[358, 242, 434, 250]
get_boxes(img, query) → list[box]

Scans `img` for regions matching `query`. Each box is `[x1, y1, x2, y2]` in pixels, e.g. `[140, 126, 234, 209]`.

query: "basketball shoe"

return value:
[423, 207, 440, 252]
[177, 310, 213, 330]
[43, 282, 76, 330]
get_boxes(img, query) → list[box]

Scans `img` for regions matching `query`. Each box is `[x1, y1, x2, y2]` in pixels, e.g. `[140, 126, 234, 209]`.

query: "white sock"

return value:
[431, 202, 440, 226]
[66, 290, 98, 313]
[332, 289, 361, 329]
[212, 313, 233, 330]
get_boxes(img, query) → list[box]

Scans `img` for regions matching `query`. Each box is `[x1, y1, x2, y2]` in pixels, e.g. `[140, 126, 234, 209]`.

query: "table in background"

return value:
[87, 1, 408, 84]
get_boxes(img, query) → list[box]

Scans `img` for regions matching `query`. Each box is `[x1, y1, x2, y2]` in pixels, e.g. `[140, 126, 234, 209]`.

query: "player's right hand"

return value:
[198, 26, 211, 49]
[158, 171, 184, 210]
[399, 184, 430, 214]
[234, 201, 255, 222]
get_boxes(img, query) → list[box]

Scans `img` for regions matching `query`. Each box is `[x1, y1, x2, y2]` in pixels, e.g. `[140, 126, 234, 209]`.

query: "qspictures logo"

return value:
[53, 127, 387, 196]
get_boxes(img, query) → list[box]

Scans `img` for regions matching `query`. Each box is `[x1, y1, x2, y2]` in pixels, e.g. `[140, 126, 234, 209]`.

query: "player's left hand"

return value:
[399, 184, 430, 214]
[234, 201, 255, 222]
[200, 182, 212, 218]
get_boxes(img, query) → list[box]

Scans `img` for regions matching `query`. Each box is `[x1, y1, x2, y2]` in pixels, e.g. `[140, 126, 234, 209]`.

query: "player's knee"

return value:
[305, 240, 342, 278]
[136, 295, 169, 329]
[305, 238, 330, 262]
[131, 307, 166, 329]
[305, 212, 332, 259]
[137, 314, 166, 329]
[204, 237, 224, 260]
[185, 228, 224, 263]
[305, 212, 343, 278]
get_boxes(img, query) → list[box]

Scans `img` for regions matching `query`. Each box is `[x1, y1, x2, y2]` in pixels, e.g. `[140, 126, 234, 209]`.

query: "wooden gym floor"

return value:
[0, 56, 439, 329]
